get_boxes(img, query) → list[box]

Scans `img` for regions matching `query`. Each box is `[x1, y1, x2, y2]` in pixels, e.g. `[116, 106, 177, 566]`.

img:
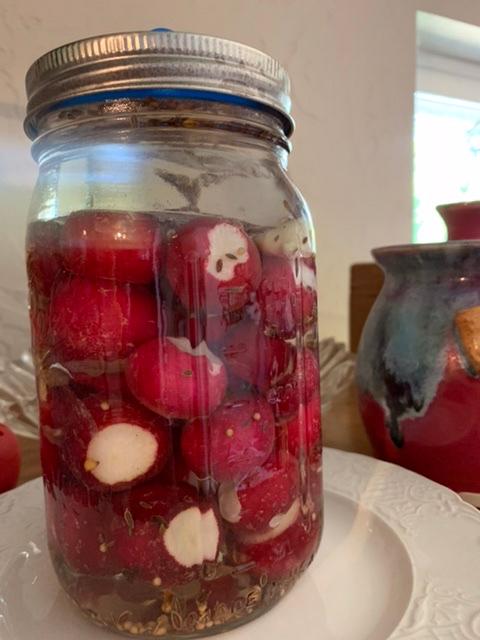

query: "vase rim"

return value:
[373, 240, 480, 257]
[436, 201, 480, 213]
[372, 241, 480, 270]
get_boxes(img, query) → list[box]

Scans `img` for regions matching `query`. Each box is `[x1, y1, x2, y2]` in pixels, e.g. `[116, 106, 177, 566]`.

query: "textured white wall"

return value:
[1, 0, 480, 344]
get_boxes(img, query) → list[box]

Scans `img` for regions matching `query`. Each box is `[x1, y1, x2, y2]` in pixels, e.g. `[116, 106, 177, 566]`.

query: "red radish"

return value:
[181, 394, 275, 482]
[63, 396, 171, 491]
[239, 517, 320, 579]
[257, 257, 317, 338]
[54, 483, 121, 575]
[0, 424, 20, 493]
[220, 321, 296, 391]
[26, 219, 62, 297]
[113, 483, 220, 586]
[286, 393, 322, 455]
[253, 219, 314, 260]
[49, 385, 95, 442]
[60, 209, 163, 284]
[166, 218, 262, 314]
[49, 276, 159, 361]
[126, 337, 227, 419]
[219, 454, 299, 542]
[267, 348, 320, 420]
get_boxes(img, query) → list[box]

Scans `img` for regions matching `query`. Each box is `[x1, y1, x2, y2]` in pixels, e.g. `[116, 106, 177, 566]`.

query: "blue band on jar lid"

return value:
[28, 88, 292, 139]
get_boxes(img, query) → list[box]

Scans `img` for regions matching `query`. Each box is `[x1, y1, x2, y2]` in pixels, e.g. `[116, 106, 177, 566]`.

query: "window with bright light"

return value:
[413, 92, 480, 243]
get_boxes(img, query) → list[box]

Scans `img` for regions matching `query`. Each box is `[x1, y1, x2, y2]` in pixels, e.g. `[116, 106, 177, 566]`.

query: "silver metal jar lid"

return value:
[24, 30, 293, 139]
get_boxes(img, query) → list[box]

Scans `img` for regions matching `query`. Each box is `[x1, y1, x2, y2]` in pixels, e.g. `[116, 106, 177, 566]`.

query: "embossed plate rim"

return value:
[324, 448, 480, 639]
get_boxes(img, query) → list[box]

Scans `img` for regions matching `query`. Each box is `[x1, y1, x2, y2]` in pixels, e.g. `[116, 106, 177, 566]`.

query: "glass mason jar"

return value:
[24, 31, 322, 637]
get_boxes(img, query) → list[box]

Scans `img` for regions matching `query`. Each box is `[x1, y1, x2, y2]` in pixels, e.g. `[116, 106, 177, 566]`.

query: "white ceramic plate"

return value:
[1, 448, 479, 639]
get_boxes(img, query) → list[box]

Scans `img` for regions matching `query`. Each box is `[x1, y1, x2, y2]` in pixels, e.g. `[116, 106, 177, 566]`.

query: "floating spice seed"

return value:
[252, 412, 261, 421]
[302, 236, 308, 244]
[139, 501, 153, 510]
[237, 247, 246, 256]
[225, 253, 238, 260]
[124, 508, 135, 536]
[274, 235, 280, 242]
[216, 259, 223, 272]
[183, 369, 193, 377]
[225, 428, 234, 437]
[153, 576, 162, 587]
[84, 458, 98, 472]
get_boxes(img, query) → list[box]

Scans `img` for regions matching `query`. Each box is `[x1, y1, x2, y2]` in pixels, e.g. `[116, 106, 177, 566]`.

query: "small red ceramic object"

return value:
[257, 256, 317, 338]
[0, 424, 20, 493]
[49, 276, 159, 361]
[61, 209, 163, 284]
[166, 218, 262, 314]
[181, 394, 275, 482]
[437, 201, 480, 240]
[126, 337, 228, 419]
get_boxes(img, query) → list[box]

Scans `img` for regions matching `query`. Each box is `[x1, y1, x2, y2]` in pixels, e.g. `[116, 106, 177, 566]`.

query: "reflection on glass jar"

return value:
[25, 30, 323, 638]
